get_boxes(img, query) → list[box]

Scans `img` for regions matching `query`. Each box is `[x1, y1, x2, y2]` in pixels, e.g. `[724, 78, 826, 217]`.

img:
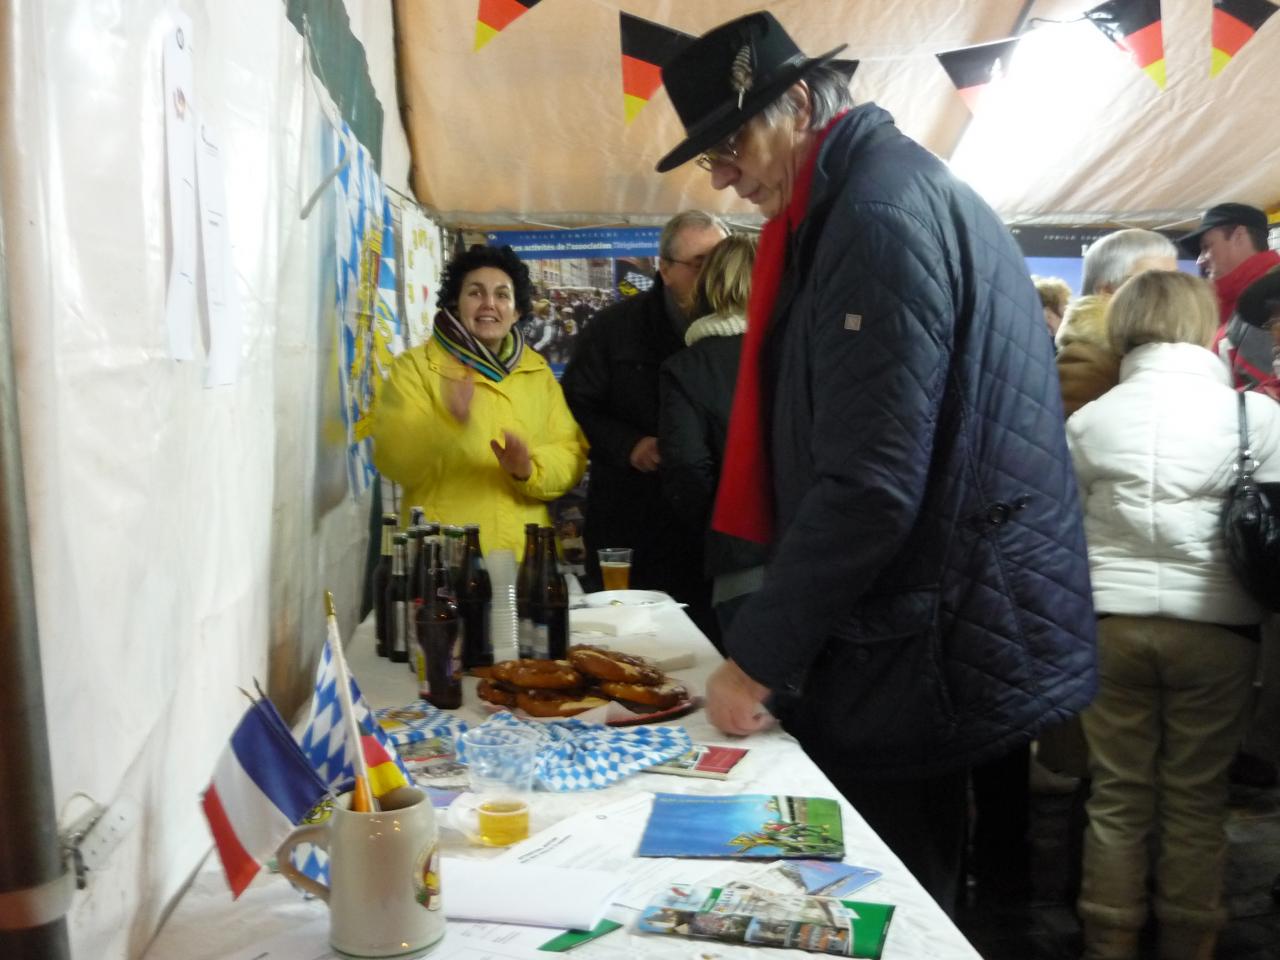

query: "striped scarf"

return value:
[432, 308, 525, 382]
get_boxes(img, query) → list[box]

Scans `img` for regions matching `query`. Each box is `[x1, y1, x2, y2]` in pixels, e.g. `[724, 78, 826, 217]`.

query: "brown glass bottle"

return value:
[457, 525, 493, 669]
[387, 533, 410, 663]
[371, 513, 398, 657]
[416, 539, 462, 709]
[516, 523, 539, 658]
[532, 527, 568, 660]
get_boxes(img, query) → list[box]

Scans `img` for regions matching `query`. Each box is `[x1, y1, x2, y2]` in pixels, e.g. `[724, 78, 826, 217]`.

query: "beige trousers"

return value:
[1078, 615, 1257, 960]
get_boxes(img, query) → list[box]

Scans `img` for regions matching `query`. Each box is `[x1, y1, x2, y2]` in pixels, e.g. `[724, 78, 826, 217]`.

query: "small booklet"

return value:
[758, 859, 883, 899]
[647, 744, 748, 779]
[637, 793, 844, 859]
[636, 881, 894, 958]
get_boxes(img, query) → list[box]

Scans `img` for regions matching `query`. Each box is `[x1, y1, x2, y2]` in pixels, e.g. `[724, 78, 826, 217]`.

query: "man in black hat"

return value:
[1178, 202, 1278, 327]
[655, 12, 1098, 911]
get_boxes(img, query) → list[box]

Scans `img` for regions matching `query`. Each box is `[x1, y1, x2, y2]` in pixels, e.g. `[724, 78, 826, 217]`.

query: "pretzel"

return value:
[476, 678, 517, 708]
[491, 658, 583, 690]
[515, 688, 609, 718]
[596, 679, 687, 710]
[568, 645, 664, 685]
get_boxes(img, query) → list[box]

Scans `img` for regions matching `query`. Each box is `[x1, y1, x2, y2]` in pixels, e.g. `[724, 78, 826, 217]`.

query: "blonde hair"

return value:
[1032, 276, 1071, 317]
[1106, 270, 1218, 356]
[691, 234, 757, 319]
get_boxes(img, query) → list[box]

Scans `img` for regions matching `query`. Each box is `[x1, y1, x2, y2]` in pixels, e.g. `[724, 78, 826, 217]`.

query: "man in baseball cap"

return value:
[1178, 202, 1278, 323]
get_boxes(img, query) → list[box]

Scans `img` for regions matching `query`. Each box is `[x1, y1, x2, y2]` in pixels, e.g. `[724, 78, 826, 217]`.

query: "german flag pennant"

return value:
[1211, 0, 1278, 75]
[936, 38, 1021, 113]
[1084, 0, 1167, 88]
[619, 13, 694, 124]
[475, 0, 543, 51]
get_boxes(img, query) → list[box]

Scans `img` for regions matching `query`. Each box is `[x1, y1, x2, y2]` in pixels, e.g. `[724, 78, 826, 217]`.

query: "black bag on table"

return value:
[1222, 391, 1280, 611]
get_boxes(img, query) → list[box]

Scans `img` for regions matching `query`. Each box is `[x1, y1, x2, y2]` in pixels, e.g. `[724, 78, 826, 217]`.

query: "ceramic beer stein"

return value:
[277, 786, 445, 958]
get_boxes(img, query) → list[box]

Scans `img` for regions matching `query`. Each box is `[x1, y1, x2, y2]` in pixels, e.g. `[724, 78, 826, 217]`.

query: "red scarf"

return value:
[711, 114, 845, 544]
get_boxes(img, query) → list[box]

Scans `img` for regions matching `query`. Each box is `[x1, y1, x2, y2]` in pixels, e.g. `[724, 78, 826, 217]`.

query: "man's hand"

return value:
[491, 430, 533, 481]
[705, 658, 776, 736]
[629, 435, 661, 472]
[443, 368, 475, 423]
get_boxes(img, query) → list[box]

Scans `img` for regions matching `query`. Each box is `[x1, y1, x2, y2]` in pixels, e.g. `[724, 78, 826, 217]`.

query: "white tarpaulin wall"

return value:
[396, 0, 1280, 228]
[0, 1, 417, 956]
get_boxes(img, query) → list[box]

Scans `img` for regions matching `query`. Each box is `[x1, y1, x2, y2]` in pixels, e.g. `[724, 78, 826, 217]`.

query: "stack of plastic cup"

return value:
[486, 549, 519, 663]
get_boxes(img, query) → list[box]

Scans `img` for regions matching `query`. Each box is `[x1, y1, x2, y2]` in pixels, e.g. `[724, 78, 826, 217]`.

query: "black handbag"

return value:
[1222, 391, 1280, 611]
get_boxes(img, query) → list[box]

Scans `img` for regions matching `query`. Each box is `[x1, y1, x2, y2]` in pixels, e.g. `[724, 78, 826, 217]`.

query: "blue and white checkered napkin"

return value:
[456, 712, 692, 792]
[374, 700, 471, 747]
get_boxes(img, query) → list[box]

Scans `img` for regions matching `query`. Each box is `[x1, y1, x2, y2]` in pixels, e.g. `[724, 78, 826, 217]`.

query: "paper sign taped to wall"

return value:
[163, 14, 197, 361]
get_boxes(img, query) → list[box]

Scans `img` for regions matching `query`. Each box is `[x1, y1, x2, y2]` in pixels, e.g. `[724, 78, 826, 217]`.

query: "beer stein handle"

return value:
[275, 823, 331, 901]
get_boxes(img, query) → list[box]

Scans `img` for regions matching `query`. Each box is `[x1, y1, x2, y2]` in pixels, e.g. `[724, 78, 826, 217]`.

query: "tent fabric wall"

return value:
[0, 1, 410, 956]
[395, 0, 1279, 228]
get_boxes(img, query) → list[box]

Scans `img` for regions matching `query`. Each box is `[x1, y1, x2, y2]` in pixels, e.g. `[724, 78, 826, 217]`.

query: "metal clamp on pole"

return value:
[0, 869, 75, 931]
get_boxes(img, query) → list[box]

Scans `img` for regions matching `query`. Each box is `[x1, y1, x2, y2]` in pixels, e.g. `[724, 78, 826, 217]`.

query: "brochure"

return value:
[636, 881, 894, 958]
[758, 859, 883, 898]
[646, 744, 748, 779]
[637, 793, 844, 860]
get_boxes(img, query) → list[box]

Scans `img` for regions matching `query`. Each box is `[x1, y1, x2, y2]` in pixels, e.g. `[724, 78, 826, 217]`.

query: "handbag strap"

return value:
[1236, 391, 1258, 482]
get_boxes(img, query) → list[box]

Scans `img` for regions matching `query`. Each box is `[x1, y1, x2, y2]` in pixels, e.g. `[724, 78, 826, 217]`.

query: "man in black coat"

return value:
[561, 211, 727, 629]
[655, 13, 1098, 911]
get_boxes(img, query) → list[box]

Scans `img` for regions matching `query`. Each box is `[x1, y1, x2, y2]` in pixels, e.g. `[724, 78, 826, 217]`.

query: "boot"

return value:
[1157, 923, 1216, 960]
[1082, 921, 1140, 960]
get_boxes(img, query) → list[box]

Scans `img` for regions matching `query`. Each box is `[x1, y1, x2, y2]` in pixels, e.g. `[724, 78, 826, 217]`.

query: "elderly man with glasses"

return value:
[654, 13, 1098, 911]
[561, 210, 727, 637]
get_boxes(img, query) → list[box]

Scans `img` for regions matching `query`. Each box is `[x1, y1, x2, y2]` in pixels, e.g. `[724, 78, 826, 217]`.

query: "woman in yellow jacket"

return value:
[371, 245, 587, 555]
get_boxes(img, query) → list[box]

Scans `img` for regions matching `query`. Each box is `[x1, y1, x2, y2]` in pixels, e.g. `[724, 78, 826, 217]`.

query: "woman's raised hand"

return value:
[491, 429, 532, 481]
[443, 367, 475, 422]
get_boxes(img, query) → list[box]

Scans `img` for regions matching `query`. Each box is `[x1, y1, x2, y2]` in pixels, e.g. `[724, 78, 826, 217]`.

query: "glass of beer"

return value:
[598, 547, 633, 590]
[452, 726, 541, 846]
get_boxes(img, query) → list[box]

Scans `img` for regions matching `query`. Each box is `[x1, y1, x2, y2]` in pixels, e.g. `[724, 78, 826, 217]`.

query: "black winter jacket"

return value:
[658, 319, 771, 580]
[561, 279, 705, 599]
[729, 105, 1098, 779]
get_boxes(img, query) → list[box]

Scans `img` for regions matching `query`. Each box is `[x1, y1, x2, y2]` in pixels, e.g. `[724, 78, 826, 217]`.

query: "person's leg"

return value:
[1151, 620, 1257, 960]
[835, 770, 968, 915]
[1078, 616, 1161, 960]
[969, 743, 1032, 902]
[1237, 614, 1280, 785]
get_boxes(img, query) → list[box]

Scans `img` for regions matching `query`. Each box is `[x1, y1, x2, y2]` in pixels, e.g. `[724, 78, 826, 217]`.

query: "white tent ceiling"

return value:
[395, 0, 1280, 231]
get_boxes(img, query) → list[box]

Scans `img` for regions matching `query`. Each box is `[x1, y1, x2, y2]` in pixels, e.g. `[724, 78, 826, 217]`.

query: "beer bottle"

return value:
[516, 523, 539, 659]
[371, 512, 398, 657]
[443, 525, 465, 592]
[406, 526, 427, 673]
[412, 531, 440, 688]
[387, 533, 410, 663]
[457, 525, 493, 669]
[532, 527, 568, 660]
[409, 505, 426, 528]
[416, 538, 463, 708]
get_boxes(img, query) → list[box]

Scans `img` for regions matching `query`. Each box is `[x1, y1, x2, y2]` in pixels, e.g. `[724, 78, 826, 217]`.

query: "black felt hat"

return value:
[1177, 202, 1269, 258]
[655, 12, 847, 173]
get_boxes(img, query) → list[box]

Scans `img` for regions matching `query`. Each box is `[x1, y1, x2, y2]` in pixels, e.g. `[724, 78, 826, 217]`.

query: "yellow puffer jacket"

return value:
[371, 338, 588, 555]
[1055, 294, 1120, 418]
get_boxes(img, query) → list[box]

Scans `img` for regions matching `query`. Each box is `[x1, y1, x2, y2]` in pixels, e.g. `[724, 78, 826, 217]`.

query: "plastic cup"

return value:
[597, 547, 632, 590]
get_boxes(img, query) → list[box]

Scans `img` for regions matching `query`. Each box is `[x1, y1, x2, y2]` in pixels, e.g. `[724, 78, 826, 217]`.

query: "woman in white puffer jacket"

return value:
[1067, 269, 1280, 960]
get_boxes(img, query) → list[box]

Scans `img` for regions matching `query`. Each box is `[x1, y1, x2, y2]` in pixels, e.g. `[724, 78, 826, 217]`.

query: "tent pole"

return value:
[0, 169, 73, 957]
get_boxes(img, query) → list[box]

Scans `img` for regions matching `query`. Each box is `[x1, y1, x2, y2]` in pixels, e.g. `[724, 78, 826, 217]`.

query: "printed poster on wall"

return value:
[400, 204, 445, 347]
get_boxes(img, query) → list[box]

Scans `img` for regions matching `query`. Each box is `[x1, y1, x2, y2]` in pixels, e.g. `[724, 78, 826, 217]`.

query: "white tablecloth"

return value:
[145, 604, 981, 960]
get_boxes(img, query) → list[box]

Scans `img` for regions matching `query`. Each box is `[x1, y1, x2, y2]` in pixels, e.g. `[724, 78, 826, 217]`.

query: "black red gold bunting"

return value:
[936, 38, 1021, 113]
[475, 0, 542, 51]
[1212, 0, 1279, 75]
[619, 13, 695, 124]
[1084, 0, 1166, 88]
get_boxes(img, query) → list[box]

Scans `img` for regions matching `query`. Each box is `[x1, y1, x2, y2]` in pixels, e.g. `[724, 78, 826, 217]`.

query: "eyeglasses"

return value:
[663, 255, 707, 270]
[695, 130, 742, 171]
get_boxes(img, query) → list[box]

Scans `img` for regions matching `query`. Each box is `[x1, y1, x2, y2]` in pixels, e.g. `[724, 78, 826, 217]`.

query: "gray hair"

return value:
[659, 210, 729, 260]
[1081, 228, 1178, 296]
[760, 65, 856, 131]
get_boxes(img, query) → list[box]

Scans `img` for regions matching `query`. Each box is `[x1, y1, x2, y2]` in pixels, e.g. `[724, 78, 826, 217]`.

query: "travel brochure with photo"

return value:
[637, 794, 845, 859]
[636, 881, 895, 958]
[646, 744, 748, 779]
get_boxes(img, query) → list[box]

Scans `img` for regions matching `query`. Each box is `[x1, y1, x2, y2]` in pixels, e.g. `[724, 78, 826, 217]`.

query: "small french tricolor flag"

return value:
[201, 699, 328, 898]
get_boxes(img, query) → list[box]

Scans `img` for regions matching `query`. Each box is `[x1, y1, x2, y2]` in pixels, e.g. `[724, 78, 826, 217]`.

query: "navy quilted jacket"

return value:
[727, 105, 1098, 779]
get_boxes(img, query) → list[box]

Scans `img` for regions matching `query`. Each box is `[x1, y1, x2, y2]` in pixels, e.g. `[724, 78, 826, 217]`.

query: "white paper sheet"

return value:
[220, 915, 552, 960]
[194, 119, 242, 386]
[494, 793, 722, 910]
[443, 858, 625, 930]
[162, 13, 197, 360]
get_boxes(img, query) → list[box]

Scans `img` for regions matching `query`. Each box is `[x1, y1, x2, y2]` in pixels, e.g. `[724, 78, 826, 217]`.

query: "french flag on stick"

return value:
[201, 699, 329, 898]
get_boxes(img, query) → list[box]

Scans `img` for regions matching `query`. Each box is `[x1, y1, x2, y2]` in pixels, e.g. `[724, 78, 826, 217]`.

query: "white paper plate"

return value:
[579, 590, 674, 608]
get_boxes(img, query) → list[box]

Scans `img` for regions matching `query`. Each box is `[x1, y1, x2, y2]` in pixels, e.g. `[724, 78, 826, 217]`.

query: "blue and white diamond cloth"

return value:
[375, 700, 471, 748]
[456, 712, 692, 792]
